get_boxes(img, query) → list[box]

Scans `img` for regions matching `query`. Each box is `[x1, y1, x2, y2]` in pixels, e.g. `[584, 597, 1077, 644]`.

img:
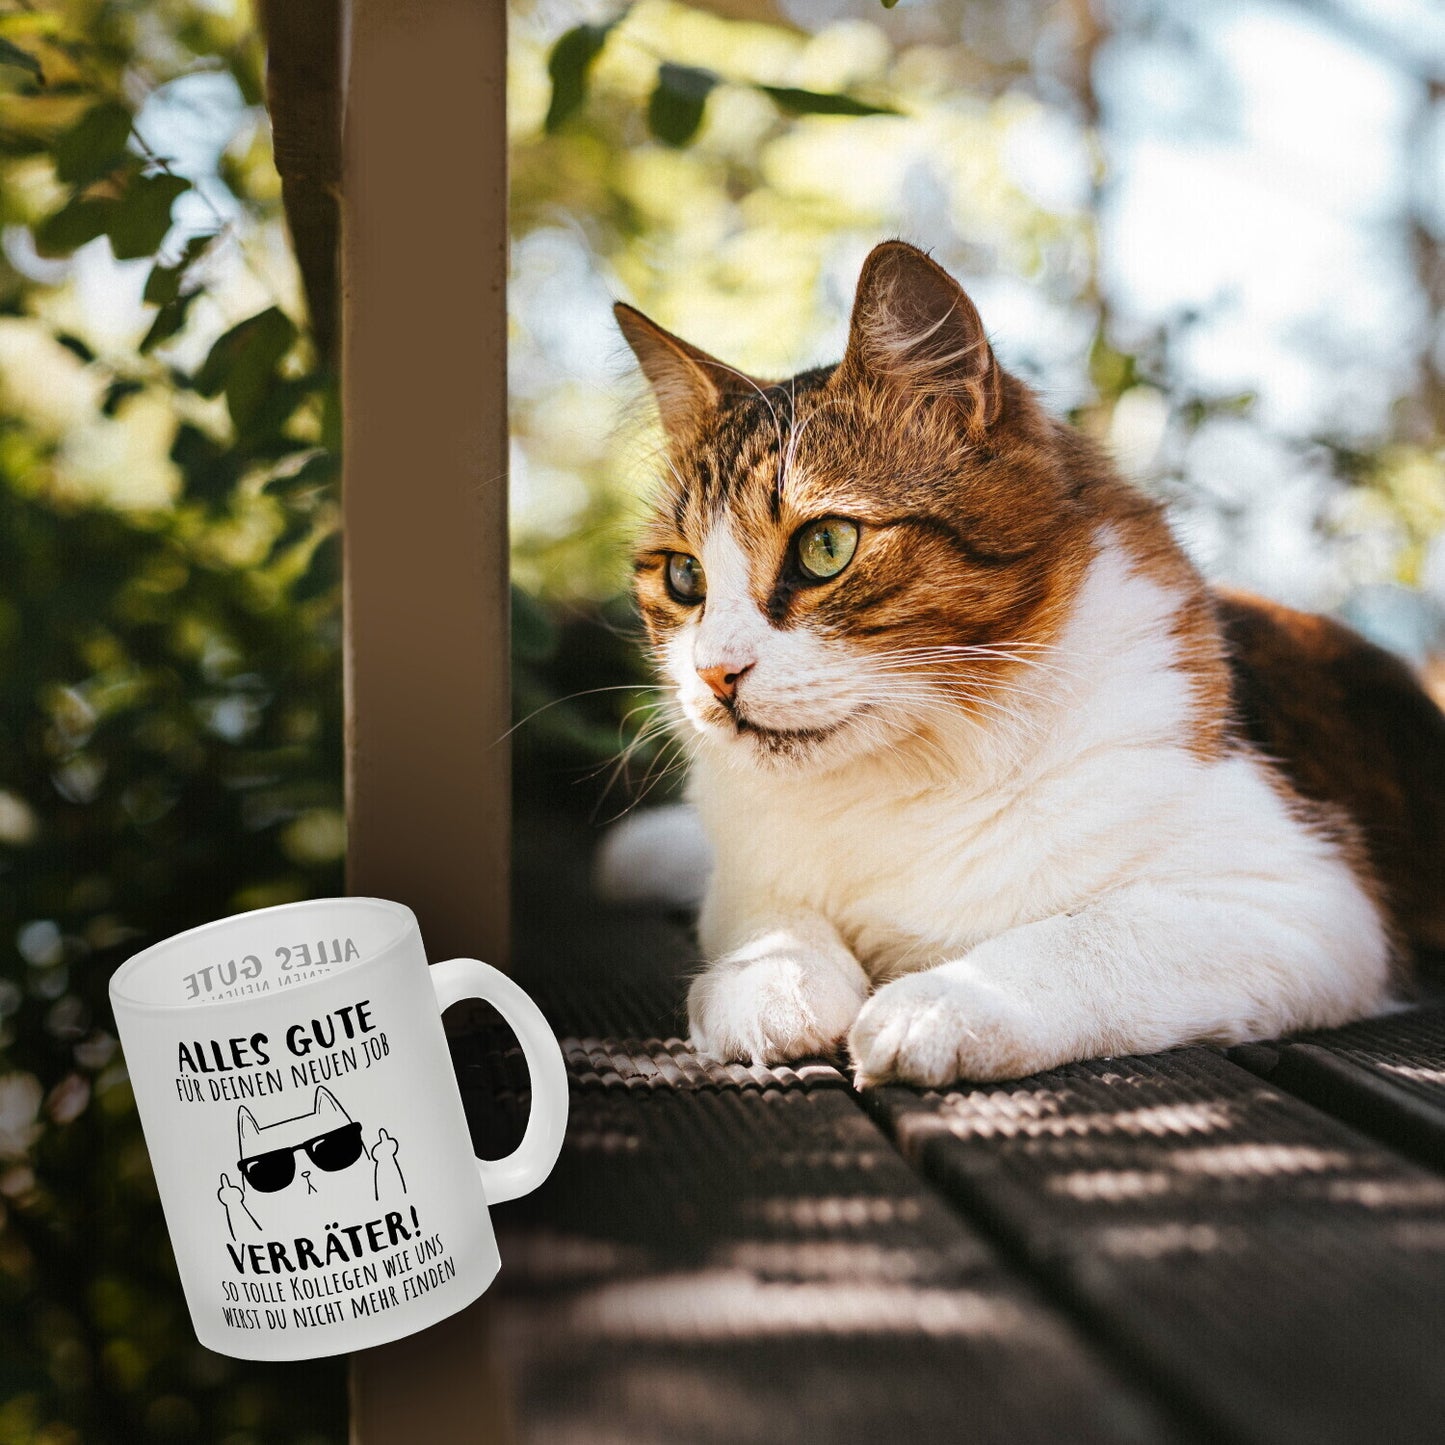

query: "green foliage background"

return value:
[0, 3, 345, 1441]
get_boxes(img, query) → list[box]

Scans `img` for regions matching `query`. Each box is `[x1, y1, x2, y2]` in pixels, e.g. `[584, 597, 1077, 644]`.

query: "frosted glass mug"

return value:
[108, 897, 568, 1361]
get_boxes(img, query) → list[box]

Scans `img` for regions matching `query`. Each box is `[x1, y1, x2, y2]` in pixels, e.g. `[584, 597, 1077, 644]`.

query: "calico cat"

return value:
[616, 239, 1445, 1086]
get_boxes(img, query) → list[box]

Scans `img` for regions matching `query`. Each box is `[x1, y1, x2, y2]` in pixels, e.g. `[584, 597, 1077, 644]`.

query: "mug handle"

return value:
[428, 958, 569, 1205]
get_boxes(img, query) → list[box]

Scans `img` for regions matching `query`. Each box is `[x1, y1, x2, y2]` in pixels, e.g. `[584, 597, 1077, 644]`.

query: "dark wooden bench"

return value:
[453, 817, 1445, 1444]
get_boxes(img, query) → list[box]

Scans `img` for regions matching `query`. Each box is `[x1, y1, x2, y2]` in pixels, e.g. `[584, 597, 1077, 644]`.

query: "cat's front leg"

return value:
[850, 885, 1391, 1086]
[688, 911, 870, 1066]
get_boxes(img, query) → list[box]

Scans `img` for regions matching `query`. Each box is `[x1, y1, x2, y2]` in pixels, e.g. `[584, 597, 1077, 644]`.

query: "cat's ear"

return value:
[614, 303, 766, 439]
[835, 241, 1002, 434]
[313, 1086, 348, 1122]
[237, 1107, 259, 1151]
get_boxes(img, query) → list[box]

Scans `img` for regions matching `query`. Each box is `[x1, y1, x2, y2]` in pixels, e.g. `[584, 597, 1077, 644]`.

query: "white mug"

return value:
[108, 896, 567, 1361]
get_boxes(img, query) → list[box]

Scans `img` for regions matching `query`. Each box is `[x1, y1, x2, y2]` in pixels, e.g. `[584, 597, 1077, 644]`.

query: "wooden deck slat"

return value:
[863, 1046, 1445, 1445]
[457, 1037, 1178, 1445]
[560, 1038, 850, 1093]
[1232, 1003, 1445, 1170]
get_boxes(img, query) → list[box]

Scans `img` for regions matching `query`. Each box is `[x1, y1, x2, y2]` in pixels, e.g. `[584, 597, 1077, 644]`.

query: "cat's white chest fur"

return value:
[694, 539, 1208, 966]
[685, 536, 1393, 1082]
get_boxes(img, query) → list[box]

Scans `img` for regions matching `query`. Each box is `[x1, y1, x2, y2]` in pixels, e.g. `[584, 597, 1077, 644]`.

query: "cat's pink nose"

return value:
[698, 663, 752, 701]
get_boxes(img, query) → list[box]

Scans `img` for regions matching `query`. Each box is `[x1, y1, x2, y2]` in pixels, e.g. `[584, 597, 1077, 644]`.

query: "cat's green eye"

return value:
[796, 518, 859, 581]
[666, 553, 706, 603]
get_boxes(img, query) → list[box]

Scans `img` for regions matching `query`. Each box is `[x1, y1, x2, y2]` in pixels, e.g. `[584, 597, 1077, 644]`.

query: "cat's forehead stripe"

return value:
[695, 378, 830, 521]
[712, 406, 779, 512]
[666, 373, 845, 544]
[699, 521, 758, 601]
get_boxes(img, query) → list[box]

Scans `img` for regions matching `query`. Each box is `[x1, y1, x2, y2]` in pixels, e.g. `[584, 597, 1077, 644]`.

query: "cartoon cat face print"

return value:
[217, 1085, 406, 1240]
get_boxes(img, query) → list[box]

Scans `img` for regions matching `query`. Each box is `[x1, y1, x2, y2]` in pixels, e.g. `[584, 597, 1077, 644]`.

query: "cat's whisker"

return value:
[596, 727, 703, 823]
[863, 638, 1084, 666]
[864, 644, 1086, 686]
[779, 392, 872, 498]
[869, 666, 1068, 713]
[588, 688, 700, 813]
[589, 711, 678, 789]
[700, 358, 787, 495]
[864, 639, 1069, 654]
[838, 684, 1040, 767]
[499, 684, 671, 744]
[615, 697, 677, 737]
[779, 373, 799, 503]
[780, 409, 817, 495]
[865, 662, 1079, 701]
[609, 713, 679, 770]
[865, 681, 1048, 753]
[880, 699, 1038, 757]
[871, 671, 1073, 712]
[870, 651, 1076, 692]
[898, 647, 1083, 680]
[629, 735, 698, 809]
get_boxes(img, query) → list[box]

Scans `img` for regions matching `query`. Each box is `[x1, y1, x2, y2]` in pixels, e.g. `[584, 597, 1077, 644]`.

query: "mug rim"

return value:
[108, 896, 418, 1016]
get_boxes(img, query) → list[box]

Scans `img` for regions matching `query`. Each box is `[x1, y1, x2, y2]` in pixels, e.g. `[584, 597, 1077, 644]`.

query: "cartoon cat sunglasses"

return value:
[238, 1117, 367, 1193]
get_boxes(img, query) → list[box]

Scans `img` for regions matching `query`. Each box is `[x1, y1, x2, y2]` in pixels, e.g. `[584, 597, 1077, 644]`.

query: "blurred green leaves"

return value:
[0, 4, 345, 1441]
[542, 12, 900, 144]
[138, 288, 199, 355]
[104, 174, 191, 261]
[648, 63, 717, 146]
[36, 95, 193, 263]
[35, 171, 191, 262]
[193, 307, 298, 432]
[760, 86, 897, 117]
[0, 38, 43, 82]
[53, 102, 133, 187]
[140, 234, 215, 355]
[545, 20, 619, 132]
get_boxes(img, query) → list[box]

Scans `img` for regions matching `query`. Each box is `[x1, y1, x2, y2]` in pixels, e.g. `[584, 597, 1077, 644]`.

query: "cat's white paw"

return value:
[849, 967, 1055, 1086]
[688, 945, 867, 1066]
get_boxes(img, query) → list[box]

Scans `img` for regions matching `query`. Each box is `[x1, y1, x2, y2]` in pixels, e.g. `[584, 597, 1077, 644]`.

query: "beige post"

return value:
[340, 0, 513, 1438]
[341, 0, 510, 969]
